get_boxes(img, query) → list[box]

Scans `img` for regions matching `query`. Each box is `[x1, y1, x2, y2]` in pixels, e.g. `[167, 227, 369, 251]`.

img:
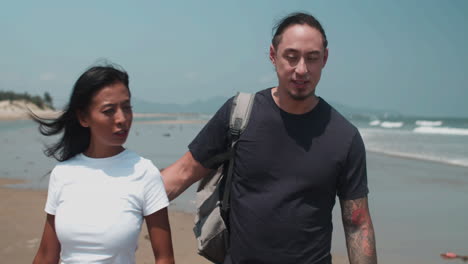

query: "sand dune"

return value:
[0, 100, 60, 120]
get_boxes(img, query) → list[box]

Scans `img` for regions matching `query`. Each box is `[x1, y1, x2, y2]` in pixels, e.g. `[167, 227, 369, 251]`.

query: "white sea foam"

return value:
[366, 147, 468, 168]
[369, 120, 381, 126]
[415, 120, 443, 127]
[413, 126, 468, 136]
[380, 121, 404, 128]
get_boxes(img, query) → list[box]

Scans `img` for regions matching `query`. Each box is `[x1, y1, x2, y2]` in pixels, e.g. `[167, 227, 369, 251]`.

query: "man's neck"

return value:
[271, 87, 320, 115]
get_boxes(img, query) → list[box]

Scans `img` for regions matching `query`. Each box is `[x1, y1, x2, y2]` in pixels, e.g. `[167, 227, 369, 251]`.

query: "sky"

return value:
[1, 0, 467, 117]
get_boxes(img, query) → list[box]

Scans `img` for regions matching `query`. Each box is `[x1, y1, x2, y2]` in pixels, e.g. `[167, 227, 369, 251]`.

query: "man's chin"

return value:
[287, 90, 315, 101]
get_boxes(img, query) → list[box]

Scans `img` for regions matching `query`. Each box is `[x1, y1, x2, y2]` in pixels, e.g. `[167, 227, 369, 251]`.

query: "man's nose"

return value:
[295, 58, 308, 75]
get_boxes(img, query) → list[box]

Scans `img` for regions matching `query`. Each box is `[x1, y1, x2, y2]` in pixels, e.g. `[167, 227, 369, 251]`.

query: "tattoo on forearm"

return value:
[341, 198, 377, 264]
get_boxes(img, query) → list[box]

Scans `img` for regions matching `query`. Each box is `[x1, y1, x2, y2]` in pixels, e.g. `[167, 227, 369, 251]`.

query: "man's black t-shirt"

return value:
[189, 88, 368, 264]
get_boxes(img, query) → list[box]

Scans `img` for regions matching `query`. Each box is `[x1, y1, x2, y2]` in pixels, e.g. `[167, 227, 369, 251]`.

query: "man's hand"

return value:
[340, 197, 377, 264]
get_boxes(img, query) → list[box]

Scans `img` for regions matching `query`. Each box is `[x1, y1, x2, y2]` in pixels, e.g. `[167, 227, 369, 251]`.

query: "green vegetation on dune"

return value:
[0, 90, 54, 110]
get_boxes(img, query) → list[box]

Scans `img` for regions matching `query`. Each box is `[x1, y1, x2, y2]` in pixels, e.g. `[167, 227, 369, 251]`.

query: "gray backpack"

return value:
[193, 92, 255, 263]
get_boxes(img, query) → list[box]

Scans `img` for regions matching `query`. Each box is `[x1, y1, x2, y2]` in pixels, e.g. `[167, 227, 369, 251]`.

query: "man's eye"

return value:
[308, 57, 319, 62]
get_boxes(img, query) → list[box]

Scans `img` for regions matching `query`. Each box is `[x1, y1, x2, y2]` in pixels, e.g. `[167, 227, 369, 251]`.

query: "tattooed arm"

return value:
[340, 197, 377, 264]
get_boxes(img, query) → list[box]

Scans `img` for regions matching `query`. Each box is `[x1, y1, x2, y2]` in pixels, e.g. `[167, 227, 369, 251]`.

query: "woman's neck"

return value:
[83, 145, 125, 158]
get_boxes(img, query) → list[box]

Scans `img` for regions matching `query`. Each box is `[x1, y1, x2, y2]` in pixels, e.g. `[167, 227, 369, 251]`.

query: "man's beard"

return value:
[287, 89, 315, 101]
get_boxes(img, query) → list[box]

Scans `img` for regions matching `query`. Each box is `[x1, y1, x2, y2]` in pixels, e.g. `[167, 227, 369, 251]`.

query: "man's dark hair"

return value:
[31, 64, 130, 162]
[272, 12, 328, 50]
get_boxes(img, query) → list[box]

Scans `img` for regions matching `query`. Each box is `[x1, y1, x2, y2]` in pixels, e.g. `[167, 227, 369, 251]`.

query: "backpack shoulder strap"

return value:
[203, 92, 255, 168]
[221, 92, 255, 214]
[229, 92, 255, 141]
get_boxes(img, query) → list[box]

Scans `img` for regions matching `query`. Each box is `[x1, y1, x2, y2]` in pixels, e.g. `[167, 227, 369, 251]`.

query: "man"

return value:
[162, 12, 377, 264]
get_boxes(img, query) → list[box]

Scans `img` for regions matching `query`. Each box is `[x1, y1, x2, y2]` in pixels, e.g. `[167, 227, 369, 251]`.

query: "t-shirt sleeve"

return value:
[337, 131, 369, 200]
[44, 168, 59, 215]
[143, 162, 170, 216]
[188, 97, 233, 169]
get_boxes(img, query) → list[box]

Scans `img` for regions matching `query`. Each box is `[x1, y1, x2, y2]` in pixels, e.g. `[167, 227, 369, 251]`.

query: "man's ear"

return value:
[269, 44, 277, 66]
[77, 110, 89, 128]
[322, 48, 329, 68]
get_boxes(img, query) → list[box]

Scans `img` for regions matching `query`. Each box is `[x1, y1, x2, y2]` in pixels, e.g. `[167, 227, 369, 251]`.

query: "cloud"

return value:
[39, 72, 57, 81]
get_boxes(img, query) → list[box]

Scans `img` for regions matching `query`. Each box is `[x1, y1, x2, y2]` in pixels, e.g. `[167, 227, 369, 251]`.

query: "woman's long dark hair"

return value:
[31, 64, 130, 162]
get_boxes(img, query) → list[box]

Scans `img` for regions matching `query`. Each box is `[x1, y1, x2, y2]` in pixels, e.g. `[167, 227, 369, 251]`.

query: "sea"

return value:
[0, 114, 467, 264]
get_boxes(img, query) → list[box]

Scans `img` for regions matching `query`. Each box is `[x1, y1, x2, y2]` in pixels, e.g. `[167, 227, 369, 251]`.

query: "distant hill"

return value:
[132, 96, 229, 114]
[132, 95, 401, 120]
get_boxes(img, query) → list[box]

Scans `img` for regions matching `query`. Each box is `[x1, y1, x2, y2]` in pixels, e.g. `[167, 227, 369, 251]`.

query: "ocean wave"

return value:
[369, 120, 381, 126]
[415, 120, 443, 127]
[413, 126, 468, 136]
[367, 148, 468, 168]
[380, 121, 404, 128]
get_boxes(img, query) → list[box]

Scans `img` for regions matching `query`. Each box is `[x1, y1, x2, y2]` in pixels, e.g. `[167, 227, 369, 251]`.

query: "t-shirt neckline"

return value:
[266, 87, 323, 118]
[78, 149, 129, 163]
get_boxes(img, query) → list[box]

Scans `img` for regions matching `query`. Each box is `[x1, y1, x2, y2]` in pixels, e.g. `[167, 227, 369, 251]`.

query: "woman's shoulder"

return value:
[52, 153, 84, 170]
[48, 154, 85, 184]
[119, 149, 161, 175]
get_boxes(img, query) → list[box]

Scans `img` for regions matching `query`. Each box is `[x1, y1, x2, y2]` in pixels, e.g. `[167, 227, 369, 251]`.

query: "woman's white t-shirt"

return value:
[45, 149, 169, 264]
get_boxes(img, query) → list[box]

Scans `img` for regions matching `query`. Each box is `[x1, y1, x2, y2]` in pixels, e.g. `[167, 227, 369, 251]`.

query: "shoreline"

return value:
[367, 148, 468, 169]
[0, 98, 210, 122]
[134, 119, 207, 125]
[0, 111, 208, 124]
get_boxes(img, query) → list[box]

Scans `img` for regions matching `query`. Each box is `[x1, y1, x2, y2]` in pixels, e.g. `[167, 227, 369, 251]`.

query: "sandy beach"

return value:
[0, 104, 212, 263]
[3, 110, 465, 264]
[0, 178, 211, 264]
[0, 100, 59, 121]
[0, 178, 348, 264]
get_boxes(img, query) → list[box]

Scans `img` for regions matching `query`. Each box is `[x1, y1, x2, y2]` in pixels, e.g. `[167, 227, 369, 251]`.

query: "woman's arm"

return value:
[145, 207, 175, 264]
[33, 214, 61, 264]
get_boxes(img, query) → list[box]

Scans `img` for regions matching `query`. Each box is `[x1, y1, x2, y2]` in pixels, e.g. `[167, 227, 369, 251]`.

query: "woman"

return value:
[32, 65, 175, 264]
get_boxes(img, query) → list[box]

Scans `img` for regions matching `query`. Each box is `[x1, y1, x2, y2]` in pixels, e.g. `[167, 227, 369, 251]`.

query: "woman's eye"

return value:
[103, 109, 115, 115]
[122, 105, 133, 112]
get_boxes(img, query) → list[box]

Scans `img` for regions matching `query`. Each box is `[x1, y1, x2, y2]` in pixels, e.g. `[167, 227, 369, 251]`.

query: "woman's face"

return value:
[78, 82, 133, 158]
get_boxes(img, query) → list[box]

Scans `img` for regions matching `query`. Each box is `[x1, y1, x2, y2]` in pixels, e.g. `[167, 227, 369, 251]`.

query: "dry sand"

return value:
[0, 178, 348, 263]
[0, 100, 59, 121]
[0, 178, 210, 264]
